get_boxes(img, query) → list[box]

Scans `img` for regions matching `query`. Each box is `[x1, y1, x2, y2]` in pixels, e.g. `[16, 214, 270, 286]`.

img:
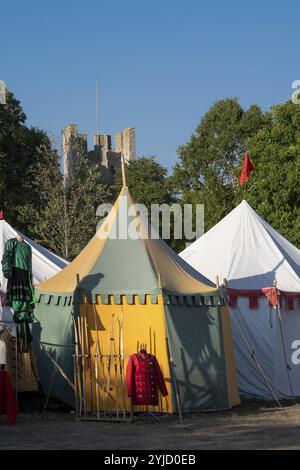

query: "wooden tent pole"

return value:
[121, 156, 127, 188]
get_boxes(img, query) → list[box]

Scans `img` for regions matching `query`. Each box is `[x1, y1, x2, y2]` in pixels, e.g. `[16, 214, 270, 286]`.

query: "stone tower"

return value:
[63, 124, 136, 184]
[115, 128, 136, 163]
[63, 124, 87, 185]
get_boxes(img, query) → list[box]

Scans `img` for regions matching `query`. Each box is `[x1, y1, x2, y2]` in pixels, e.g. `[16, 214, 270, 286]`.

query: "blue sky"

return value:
[1, 0, 299, 170]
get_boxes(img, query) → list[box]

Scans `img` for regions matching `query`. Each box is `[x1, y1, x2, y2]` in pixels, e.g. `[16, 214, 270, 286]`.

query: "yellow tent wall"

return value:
[79, 294, 173, 414]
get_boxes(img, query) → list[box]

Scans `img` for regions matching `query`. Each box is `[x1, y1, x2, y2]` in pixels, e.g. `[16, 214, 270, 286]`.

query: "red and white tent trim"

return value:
[226, 287, 300, 310]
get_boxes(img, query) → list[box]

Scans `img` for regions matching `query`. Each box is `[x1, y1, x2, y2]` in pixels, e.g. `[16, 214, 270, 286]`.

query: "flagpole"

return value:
[96, 80, 100, 138]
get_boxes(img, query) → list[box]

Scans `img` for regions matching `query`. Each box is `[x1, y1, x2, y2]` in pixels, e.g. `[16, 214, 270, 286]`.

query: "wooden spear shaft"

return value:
[84, 311, 93, 414]
[80, 316, 87, 416]
[112, 317, 119, 418]
[73, 317, 82, 416]
[92, 305, 101, 417]
[119, 308, 126, 419]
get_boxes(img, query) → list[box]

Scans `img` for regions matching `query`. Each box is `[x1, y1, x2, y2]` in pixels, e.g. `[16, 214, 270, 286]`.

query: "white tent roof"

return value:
[180, 200, 300, 292]
[0, 219, 68, 291]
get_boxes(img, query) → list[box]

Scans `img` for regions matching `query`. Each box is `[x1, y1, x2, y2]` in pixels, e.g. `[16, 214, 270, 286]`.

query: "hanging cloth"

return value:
[2, 239, 35, 352]
[1, 238, 17, 279]
[0, 370, 18, 424]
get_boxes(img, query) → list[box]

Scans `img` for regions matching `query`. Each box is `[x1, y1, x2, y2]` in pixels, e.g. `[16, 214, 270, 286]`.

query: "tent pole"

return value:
[221, 290, 287, 416]
[275, 285, 296, 403]
[121, 156, 127, 188]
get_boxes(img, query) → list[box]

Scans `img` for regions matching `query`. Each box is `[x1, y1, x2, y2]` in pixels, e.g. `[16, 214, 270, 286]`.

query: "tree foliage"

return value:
[171, 98, 267, 241]
[0, 91, 41, 224]
[0, 90, 112, 260]
[111, 156, 181, 248]
[22, 147, 112, 261]
[113, 156, 173, 206]
[3, 88, 300, 262]
[238, 100, 300, 247]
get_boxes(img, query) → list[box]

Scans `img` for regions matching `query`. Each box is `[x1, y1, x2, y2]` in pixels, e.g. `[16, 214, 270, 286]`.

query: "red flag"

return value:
[239, 152, 254, 185]
[0, 210, 3, 220]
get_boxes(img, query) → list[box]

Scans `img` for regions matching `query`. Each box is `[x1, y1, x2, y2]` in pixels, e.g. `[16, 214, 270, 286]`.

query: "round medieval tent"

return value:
[180, 200, 300, 399]
[33, 187, 240, 414]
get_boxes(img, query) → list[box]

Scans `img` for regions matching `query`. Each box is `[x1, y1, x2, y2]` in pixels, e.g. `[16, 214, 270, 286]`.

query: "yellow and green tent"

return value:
[33, 187, 240, 413]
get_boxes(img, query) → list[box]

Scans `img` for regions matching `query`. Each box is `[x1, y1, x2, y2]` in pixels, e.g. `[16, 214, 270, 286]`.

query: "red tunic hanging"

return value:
[126, 351, 168, 406]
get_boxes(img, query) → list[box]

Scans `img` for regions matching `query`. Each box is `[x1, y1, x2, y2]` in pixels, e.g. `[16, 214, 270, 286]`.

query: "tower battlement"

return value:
[63, 125, 136, 184]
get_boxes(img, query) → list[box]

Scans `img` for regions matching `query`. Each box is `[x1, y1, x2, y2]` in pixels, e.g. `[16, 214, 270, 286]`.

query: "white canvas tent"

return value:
[180, 200, 300, 399]
[0, 219, 68, 332]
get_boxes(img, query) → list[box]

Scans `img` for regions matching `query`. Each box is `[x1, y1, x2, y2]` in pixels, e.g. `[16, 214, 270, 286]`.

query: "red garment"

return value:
[126, 352, 168, 406]
[0, 370, 18, 424]
[239, 152, 254, 185]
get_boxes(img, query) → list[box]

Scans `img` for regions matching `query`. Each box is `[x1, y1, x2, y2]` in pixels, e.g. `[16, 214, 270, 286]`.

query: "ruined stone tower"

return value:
[63, 125, 136, 185]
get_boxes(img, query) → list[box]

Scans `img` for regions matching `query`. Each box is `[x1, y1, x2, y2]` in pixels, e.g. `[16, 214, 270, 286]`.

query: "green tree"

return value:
[0, 90, 59, 229]
[171, 98, 266, 241]
[113, 156, 173, 206]
[112, 156, 181, 248]
[65, 150, 112, 260]
[24, 147, 112, 261]
[238, 100, 300, 247]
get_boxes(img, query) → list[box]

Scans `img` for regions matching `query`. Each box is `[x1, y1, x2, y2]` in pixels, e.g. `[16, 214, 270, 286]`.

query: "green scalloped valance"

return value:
[35, 289, 223, 308]
[35, 290, 160, 306]
[163, 294, 223, 307]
